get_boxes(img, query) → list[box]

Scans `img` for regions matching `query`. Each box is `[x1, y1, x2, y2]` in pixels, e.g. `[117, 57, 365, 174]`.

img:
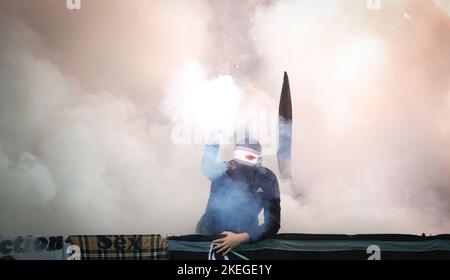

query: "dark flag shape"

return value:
[277, 72, 300, 197]
[278, 71, 293, 179]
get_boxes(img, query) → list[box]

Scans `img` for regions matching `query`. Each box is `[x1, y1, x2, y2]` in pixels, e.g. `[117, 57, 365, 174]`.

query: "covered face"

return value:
[233, 142, 262, 166]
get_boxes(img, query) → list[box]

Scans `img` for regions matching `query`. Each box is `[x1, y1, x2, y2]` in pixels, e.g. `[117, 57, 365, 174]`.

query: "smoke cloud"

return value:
[0, 0, 449, 235]
[251, 0, 450, 234]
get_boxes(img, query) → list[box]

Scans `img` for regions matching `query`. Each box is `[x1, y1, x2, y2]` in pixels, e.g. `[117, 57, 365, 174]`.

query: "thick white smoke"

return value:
[251, 0, 450, 234]
[0, 1, 211, 235]
[0, 0, 449, 236]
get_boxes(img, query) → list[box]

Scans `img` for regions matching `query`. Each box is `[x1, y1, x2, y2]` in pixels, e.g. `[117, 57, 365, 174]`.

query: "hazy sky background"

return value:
[0, 0, 449, 235]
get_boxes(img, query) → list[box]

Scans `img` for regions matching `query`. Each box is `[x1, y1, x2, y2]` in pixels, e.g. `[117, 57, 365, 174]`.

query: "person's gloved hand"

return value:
[212, 231, 250, 255]
[206, 129, 223, 145]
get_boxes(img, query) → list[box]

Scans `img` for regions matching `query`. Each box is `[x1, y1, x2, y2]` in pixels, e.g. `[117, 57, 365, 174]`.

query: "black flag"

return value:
[278, 72, 300, 197]
[278, 71, 292, 178]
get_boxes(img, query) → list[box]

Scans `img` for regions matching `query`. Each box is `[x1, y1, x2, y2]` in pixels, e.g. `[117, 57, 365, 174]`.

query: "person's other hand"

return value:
[212, 231, 250, 255]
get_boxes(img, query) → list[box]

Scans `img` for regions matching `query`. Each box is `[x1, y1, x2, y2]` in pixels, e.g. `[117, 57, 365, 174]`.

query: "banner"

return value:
[68, 235, 167, 260]
[0, 235, 69, 260]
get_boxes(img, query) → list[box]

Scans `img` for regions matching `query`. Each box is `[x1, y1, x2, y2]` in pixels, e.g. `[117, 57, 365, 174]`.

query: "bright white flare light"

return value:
[184, 75, 241, 130]
[163, 61, 242, 142]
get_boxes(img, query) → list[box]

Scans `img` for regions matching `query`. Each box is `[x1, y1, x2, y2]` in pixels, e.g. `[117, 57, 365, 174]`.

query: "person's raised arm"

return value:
[202, 144, 228, 181]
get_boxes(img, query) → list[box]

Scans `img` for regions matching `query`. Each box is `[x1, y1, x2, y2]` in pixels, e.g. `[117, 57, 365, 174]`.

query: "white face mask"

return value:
[233, 148, 260, 166]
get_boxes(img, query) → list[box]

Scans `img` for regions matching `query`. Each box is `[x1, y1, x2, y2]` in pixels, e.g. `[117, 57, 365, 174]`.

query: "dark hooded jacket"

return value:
[196, 144, 281, 242]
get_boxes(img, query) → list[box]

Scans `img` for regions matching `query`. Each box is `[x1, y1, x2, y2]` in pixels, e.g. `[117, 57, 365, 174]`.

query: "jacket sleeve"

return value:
[247, 176, 281, 242]
[201, 144, 228, 181]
